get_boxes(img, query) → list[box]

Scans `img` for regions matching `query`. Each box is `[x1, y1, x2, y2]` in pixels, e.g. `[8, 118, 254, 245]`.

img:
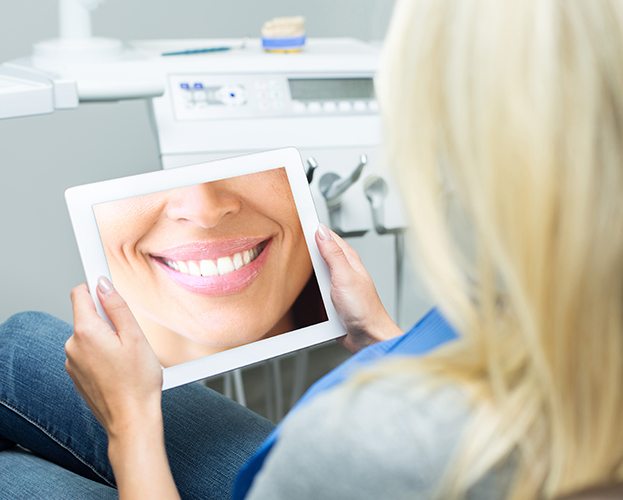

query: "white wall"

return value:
[0, 0, 396, 323]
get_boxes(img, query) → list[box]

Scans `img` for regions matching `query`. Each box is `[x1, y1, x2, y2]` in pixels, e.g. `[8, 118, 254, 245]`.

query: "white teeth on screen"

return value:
[162, 243, 264, 277]
[232, 252, 243, 270]
[200, 259, 218, 277]
[187, 261, 202, 277]
[217, 256, 235, 275]
[242, 250, 251, 265]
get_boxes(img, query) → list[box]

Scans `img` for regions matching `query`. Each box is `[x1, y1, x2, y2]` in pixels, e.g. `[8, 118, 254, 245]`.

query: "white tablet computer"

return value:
[65, 147, 343, 390]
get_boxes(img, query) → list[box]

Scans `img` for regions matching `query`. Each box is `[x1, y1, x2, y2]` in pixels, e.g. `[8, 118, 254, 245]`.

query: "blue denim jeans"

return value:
[0, 312, 274, 499]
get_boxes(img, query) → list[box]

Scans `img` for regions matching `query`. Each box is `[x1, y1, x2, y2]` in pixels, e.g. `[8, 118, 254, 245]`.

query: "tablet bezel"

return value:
[65, 147, 344, 390]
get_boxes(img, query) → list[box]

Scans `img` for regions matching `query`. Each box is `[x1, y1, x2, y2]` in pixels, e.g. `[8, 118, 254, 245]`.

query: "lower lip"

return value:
[152, 240, 272, 296]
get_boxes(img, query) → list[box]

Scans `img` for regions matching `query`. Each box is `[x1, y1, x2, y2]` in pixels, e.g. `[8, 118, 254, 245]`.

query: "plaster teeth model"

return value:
[261, 16, 306, 53]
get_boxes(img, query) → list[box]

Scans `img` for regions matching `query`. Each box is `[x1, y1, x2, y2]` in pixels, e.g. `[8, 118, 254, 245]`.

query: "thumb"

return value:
[316, 224, 353, 283]
[96, 277, 142, 337]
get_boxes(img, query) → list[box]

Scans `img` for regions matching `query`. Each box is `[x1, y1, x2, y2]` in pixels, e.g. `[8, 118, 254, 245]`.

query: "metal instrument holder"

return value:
[316, 154, 369, 237]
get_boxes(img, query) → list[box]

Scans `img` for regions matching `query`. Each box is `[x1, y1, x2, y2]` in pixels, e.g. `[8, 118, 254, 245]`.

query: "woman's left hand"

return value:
[66, 278, 163, 440]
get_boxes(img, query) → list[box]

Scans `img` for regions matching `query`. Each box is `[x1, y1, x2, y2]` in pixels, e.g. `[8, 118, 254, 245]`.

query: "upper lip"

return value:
[150, 237, 270, 261]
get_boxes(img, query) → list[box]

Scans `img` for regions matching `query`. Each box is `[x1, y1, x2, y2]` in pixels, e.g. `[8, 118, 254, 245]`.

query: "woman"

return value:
[93, 167, 326, 365]
[2, 0, 623, 498]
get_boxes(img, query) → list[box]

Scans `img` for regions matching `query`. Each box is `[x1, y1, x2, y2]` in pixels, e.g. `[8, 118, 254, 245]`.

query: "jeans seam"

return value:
[0, 399, 115, 487]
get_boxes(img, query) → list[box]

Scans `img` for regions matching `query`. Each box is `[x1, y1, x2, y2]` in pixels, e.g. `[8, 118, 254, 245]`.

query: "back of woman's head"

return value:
[377, 0, 623, 498]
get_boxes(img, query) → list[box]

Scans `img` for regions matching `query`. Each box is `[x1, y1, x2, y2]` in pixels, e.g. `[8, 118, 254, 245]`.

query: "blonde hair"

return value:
[375, 0, 623, 497]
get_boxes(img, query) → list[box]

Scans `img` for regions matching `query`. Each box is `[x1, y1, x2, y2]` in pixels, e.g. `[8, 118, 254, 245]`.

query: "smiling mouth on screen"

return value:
[150, 238, 271, 296]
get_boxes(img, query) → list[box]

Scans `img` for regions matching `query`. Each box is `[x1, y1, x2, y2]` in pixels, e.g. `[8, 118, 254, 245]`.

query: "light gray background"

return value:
[0, 1, 429, 328]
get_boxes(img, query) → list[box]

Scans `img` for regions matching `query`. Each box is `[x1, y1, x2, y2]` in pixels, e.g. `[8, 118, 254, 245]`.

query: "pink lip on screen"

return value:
[153, 237, 267, 261]
[151, 238, 272, 296]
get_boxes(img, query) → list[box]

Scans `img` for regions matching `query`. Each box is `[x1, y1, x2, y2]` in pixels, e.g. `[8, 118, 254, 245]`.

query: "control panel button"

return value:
[338, 101, 352, 112]
[368, 100, 379, 111]
[353, 101, 367, 112]
[323, 101, 337, 112]
[193, 90, 207, 102]
[179, 82, 190, 90]
[193, 82, 204, 89]
[217, 85, 247, 105]
[307, 101, 322, 113]
[292, 101, 306, 113]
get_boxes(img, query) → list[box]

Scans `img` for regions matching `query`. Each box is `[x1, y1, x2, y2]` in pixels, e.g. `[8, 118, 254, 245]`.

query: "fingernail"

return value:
[317, 223, 332, 241]
[97, 276, 115, 295]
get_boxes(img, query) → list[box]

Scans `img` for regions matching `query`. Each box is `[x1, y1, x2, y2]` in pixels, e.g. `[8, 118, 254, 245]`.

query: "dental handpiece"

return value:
[319, 154, 367, 206]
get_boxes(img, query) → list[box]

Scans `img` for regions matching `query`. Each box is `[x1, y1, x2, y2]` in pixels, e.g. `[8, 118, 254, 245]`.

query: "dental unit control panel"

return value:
[169, 75, 378, 121]
[135, 38, 406, 235]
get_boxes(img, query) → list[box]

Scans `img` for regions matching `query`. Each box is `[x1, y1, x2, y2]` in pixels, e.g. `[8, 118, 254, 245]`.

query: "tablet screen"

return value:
[92, 167, 328, 367]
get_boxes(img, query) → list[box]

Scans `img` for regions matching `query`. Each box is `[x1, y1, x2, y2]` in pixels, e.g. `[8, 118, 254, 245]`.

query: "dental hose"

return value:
[394, 230, 405, 327]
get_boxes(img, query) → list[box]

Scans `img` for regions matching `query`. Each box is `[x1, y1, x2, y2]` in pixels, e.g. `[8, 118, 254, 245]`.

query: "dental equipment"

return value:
[3, 0, 164, 102]
[162, 47, 234, 57]
[162, 41, 247, 57]
[0, 67, 72, 119]
[33, 0, 121, 63]
[364, 175, 406, 324]
[318, 155, 369, 237]
[319, 154, 368, 208]
[305, 157, 318, 184]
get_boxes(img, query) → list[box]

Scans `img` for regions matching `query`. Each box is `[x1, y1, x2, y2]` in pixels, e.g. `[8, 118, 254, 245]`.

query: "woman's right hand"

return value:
[316, 224, 402, 353]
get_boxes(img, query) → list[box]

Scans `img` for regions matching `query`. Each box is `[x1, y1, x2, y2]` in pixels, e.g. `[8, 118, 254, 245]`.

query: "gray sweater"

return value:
[246, 374, 514, 499]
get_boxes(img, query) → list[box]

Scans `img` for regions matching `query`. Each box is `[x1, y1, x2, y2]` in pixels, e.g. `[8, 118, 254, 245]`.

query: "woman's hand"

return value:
[316, 224, 402, 353]
[66, 278, 163, 440]
[67, 278, 180, 500]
